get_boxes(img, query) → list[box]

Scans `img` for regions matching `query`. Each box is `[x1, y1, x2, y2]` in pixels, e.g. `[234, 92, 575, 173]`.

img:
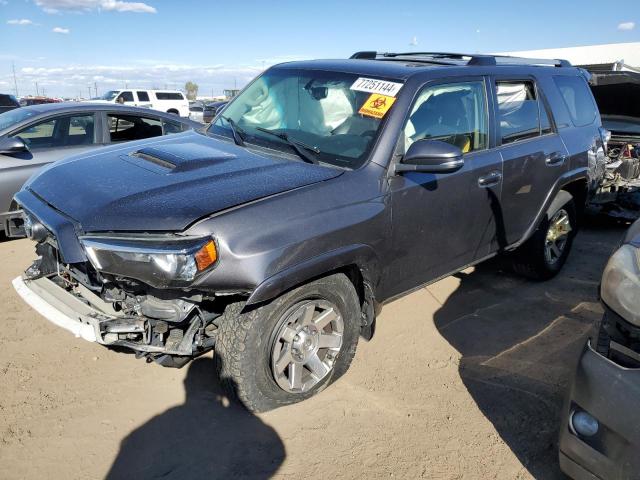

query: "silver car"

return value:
[0, 103, 199, 235]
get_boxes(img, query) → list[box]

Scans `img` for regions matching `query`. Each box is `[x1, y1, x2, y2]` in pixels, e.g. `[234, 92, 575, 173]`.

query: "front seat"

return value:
[409, 91, 472, 153]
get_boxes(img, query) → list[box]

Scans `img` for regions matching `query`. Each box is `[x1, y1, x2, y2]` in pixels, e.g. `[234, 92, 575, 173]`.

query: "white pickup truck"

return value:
[91, 89, 189, 117]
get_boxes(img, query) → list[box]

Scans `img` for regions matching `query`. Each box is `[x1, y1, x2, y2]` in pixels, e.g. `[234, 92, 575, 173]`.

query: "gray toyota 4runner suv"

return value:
[12, 52, 606, 412]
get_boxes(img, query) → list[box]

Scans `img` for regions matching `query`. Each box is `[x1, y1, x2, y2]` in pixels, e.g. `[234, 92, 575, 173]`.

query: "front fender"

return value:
[245, 244, 380, 306]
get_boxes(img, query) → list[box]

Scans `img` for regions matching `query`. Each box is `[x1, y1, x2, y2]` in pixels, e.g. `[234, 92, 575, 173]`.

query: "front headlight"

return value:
[601, 244, 640, 326]
[80, 236, 218, 288]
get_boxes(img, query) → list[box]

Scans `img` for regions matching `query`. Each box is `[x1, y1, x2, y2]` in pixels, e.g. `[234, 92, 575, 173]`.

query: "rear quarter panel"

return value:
[542, 72, 605, 194]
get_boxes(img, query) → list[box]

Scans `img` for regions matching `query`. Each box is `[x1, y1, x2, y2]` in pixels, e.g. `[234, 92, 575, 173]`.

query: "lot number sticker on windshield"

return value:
[350, 77, 403, 97]
[359, 93, 396, 119]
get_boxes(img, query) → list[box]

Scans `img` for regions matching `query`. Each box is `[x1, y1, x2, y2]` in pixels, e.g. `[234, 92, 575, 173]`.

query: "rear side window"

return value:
[496, 81, 541, 144]
[404, 80, 488, 153]
[163, 119, 185, 134]
[553, 75, 598, 127]
[540, 101, 553, 135]
[137, 91, 150, 102]
[108, 114, 163, 142]
[156, 92, 184, 100]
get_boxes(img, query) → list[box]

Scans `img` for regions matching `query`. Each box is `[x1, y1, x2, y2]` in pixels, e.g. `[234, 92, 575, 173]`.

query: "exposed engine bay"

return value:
[23, 240, 235, 368]
[589, 138, 640, 219]
[588, 69, 640, 219]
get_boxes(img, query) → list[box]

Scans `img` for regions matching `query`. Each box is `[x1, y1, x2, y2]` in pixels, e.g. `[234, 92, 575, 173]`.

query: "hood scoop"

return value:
[125, 142, 237, 174]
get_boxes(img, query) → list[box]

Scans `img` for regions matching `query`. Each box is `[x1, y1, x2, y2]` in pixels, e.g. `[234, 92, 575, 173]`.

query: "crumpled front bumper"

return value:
[13, 275, 102, 343]
[559, 341, 640, 480]
[12, 275, 199, 359]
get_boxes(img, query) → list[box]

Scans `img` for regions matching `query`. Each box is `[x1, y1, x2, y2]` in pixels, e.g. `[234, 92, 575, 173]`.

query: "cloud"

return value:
[0, 1, 9, 6]
[4, 62, 265, 98]
[52, 26, 70, 33]
[618, 21, 636, 31]
[35, 0, 156, 14]
[409, 36, 418, 46]
[7, 18, 34, 25]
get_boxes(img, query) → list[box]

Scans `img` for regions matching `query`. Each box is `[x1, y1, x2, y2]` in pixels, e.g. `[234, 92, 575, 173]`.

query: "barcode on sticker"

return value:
[350, 77, 403, 97]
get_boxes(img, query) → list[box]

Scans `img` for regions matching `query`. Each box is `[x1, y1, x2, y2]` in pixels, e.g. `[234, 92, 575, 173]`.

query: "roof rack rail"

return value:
[349, 51, 572, 68]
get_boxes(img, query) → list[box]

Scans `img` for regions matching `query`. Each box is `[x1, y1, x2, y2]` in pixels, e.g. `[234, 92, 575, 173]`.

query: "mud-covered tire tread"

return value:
[214, 273, 360, 412]
[511, 196, 576, 281]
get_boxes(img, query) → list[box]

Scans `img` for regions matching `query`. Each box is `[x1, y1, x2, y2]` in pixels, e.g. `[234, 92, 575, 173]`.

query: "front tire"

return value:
[215, 273, 360, 412]
[511, 195, 577, 280]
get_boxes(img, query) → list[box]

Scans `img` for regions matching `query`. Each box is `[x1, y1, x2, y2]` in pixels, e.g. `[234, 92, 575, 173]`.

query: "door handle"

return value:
[478, 171, 502, 188]
[545, 152, 566, 166]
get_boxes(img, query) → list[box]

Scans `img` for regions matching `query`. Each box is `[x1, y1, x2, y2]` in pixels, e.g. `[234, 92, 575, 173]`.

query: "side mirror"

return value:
[0, 136, 28, 155]
[395, 139, 464, 174]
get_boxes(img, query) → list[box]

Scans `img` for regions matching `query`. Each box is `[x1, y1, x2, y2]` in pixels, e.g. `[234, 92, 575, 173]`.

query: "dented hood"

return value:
[25, 131, 342, 232]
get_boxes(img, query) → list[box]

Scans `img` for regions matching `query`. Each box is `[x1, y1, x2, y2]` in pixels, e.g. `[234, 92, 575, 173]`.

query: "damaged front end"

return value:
[14, 218, 235, 368]
[588, 69, 640, 219]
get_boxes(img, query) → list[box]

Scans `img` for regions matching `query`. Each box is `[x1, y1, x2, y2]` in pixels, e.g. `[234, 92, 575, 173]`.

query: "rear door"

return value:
[492, 76, 569, 245]
[136, 90, 152, 108]
[105, 112, 164, 143]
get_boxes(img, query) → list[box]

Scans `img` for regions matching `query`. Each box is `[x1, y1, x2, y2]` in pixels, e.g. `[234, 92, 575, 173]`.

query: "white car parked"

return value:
[91, 89, 189, 117]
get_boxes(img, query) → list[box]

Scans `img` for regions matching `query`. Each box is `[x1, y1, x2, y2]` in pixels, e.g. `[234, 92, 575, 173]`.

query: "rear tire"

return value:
[214, 273, 360, 412]
[511, 194, 577, 280]
[167, 109, 179, 115]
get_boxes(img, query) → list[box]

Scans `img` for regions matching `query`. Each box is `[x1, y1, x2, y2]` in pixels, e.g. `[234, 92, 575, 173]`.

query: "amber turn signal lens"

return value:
[195, 240, 217, 271]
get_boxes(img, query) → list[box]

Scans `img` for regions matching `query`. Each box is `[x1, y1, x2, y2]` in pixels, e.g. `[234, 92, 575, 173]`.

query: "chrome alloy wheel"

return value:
[545, 208, 572, 265]
[271, 300, 344, 393]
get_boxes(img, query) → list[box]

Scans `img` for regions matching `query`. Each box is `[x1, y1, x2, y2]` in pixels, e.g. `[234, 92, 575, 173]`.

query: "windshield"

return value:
[100, 90, 119, 101]
[0, 108, 39, 131]
[207, 68, 402, 168]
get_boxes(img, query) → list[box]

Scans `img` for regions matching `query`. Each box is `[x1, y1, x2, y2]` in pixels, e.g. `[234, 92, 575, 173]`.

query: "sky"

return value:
[1, 0, 639, 98]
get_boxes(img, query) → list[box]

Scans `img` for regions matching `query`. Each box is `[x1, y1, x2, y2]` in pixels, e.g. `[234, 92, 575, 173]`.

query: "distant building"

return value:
[223, 89, 240, 98]
[500, 42, 640, 72]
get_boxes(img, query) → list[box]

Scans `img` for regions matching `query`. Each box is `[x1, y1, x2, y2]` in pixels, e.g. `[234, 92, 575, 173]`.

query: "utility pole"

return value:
[88, 85, 92, 99]
[35, 81, 39, 96]
[12, 62, 19, 97]
[94, 82, 98, 97]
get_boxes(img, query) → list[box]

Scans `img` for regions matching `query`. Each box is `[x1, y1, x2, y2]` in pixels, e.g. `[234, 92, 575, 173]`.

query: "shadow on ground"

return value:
[433, 219, 627, 479]
[106, 357, 285, 480]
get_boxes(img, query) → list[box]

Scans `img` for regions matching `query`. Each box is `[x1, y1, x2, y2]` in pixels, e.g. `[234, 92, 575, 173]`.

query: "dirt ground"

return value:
[0, 220, 626, 480]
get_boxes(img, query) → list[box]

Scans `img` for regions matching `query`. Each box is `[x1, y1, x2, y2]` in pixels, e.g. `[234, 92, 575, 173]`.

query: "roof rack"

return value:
[349, 51, 572, 68]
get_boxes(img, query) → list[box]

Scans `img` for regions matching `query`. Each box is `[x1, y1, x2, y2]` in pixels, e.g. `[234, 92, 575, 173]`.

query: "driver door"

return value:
[384, 77, 504, 299]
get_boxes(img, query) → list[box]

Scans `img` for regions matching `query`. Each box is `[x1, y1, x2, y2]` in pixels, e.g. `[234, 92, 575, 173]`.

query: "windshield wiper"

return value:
[255, 127, 320, 165]
[220, 115, 246, 147]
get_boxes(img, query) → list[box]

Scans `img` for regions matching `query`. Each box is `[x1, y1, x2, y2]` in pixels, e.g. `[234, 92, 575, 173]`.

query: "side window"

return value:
[163, 119, 184, 135]
[156, 92, 184, 100]
[540, 98, 553, 135]
[14, 118, 57, 148]
[108, 114, 163, 142]
[404, 81, 488, 153]
[496, 81, 540, 144]
[137, 91, 150, 102]
[553, 75, 598, 127]
[14, 114, 95, 148]
[67, 115, 96, 145]
[117, 91, 134, 103]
